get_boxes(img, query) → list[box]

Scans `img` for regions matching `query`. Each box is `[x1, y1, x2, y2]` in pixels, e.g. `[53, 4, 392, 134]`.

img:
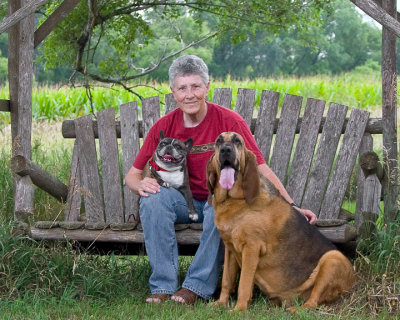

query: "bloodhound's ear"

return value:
[242, 150, 260, 205]
[206, 154, 217, 204]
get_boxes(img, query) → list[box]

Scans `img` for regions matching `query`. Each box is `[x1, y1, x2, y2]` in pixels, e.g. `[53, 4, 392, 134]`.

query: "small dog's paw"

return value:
[162, 182, 170, 188]
[189, 212, 199, 221]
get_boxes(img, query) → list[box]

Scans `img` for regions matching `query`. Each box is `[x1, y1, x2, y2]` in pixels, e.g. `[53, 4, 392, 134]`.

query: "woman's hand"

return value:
[295, 207, 317, 225]
[137, 177, 161, 197]
[125, 166, 160, 197]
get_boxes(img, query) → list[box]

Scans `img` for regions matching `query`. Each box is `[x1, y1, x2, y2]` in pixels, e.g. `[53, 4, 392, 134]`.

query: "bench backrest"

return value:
[63, 88, 371, 225]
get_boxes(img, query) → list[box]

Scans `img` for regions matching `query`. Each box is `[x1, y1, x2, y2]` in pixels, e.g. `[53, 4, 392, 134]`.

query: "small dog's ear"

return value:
[159, 130, 165, 140]
[206, 154, 217, 203]
[184, 138, 194, 152]
[243, 150, 260, 205]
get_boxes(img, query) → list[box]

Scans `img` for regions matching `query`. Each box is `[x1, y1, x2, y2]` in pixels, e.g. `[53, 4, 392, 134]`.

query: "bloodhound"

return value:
[207, 132, 355, 312]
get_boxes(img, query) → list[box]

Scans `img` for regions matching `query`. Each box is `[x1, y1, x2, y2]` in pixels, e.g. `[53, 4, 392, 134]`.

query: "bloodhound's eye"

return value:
[216, 135, 224, 146]
[232, 135, 242, 146]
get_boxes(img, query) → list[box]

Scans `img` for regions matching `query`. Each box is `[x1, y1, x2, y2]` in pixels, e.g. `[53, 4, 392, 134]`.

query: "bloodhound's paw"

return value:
[209, 299, 229, 308]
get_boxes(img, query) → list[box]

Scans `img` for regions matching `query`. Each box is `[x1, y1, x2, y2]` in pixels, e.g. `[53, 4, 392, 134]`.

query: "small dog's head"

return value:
[154, 130, 193, 170]
[207, 132, 260, 204]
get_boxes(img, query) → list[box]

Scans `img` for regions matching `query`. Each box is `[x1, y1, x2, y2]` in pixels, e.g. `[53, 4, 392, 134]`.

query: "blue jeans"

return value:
[139, 187, 224, 300]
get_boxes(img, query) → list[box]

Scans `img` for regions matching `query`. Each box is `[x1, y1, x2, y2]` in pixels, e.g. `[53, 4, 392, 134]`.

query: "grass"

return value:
[0, 125, 399, 319]
[0, 72, 399, 318]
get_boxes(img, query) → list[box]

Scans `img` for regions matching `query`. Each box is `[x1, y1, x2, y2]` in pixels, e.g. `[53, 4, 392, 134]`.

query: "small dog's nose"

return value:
[220, 144, 233, 155]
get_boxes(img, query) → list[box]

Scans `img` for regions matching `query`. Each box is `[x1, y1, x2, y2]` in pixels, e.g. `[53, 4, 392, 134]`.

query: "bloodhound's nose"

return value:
[220, 144, 233, 156]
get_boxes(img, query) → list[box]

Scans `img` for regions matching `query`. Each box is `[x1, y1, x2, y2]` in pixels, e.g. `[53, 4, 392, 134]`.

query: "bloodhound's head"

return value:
[207, 132, 260, 205]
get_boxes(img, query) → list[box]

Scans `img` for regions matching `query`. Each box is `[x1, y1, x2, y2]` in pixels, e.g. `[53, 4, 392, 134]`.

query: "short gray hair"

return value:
[168, 55, 209, 88]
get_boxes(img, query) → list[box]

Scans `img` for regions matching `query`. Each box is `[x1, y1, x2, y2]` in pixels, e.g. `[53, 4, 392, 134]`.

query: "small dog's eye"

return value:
[216, 136, 224, 146]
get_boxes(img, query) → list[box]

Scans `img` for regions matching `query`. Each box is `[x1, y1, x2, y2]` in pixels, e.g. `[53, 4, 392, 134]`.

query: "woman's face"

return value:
[171, 74, 209, 116]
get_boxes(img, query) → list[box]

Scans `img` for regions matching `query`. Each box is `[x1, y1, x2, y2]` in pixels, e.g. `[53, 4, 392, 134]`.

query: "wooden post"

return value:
[8, 0, 35, 222]
[382, 0, 398, 223]
[10, 155, 69, 202]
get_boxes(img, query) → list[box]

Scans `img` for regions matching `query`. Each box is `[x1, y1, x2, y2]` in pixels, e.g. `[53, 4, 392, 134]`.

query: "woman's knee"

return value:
[139, 187, 180, 221]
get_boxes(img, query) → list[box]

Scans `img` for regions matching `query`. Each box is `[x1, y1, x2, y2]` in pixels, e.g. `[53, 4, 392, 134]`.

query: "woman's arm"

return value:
[257, 163, 317, 224]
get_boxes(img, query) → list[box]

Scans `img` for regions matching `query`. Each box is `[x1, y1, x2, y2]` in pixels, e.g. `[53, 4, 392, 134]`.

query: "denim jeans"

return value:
[139, 186, 224, 300]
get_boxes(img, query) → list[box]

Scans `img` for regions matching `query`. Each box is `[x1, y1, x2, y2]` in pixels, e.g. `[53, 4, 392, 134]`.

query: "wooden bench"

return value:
[23, 88, 383, 253]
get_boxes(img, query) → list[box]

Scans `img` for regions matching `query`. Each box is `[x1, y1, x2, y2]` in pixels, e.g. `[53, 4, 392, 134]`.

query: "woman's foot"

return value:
[171, 288, 201, 305]
[145, 293, 170, 303]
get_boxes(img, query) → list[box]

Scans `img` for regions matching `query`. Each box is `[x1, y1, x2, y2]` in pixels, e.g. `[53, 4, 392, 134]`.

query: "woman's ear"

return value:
[242, 150, 260, 205]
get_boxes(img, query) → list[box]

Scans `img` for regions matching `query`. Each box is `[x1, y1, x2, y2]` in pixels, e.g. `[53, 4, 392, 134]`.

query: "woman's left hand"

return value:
[296, 207, 317, 225]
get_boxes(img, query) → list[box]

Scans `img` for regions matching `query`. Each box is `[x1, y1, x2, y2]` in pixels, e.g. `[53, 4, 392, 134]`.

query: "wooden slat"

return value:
[165, 93, 177, 114]
[61, 117, 384, 139]
[269, 94, 303, 183]
[253, 90, 280, 163]
[359, 173, 382, 238]
[286, 98, 325, 204]
[361, 174, 381, 218]
[234, 88, 256, 127]
[301, 103, 348, 215]
[74, 115, 105, 223]
[319, 109, 370, 219]
[120, 102, 140, 223]
[355, 133, 373, 229]
[142, 96, 161, 140]
[97, 108, 124, 224]
[212, 88, 233, 108]
[29, 224, 354, 244]
[65, 141, 81, 221]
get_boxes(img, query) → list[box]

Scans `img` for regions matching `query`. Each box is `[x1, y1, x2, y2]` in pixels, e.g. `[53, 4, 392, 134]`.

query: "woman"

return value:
[125, 55, 317, 304]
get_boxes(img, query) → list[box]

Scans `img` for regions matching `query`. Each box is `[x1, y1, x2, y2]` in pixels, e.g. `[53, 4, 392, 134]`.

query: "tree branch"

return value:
[78, 31, 218, 84]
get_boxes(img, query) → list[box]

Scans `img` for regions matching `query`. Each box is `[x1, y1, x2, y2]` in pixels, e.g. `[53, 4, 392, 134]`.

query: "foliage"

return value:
[0, 1, 385, 86]
[0, 33, 7, 85]
[0, 56, 7, 85]
[33, 0, 333, 93]
[210, 0, 382, 78]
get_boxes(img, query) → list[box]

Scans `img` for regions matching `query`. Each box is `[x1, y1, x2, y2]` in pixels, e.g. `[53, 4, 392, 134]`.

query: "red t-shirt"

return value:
[133, 102, 265, 201]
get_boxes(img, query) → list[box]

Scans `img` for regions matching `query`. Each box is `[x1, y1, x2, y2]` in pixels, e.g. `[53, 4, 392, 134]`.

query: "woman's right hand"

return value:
[137, 177, 161, 197]
[125, 166, 160, 197]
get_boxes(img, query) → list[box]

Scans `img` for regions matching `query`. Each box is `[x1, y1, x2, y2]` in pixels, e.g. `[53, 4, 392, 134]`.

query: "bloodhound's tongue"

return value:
[219, 167, 235, 190]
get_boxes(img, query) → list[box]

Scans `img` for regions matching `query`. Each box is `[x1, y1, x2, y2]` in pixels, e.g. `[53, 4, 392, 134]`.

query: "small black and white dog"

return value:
[143, 130, 198, 221]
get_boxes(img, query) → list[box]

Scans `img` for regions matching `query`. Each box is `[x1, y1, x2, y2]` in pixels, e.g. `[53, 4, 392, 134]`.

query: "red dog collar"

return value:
[149, 159, 168, 172]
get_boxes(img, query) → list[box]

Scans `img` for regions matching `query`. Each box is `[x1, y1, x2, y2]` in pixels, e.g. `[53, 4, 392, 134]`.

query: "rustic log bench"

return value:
[21, 88, 383, 254]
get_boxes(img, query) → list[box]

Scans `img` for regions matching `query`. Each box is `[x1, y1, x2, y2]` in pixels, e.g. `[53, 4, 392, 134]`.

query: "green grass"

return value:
[0, 127, 399, 319]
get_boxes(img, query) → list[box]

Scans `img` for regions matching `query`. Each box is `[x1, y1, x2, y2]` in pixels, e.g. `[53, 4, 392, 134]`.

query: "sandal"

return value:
[171, 288, 200, 305]
[145, 293, 170, 303]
